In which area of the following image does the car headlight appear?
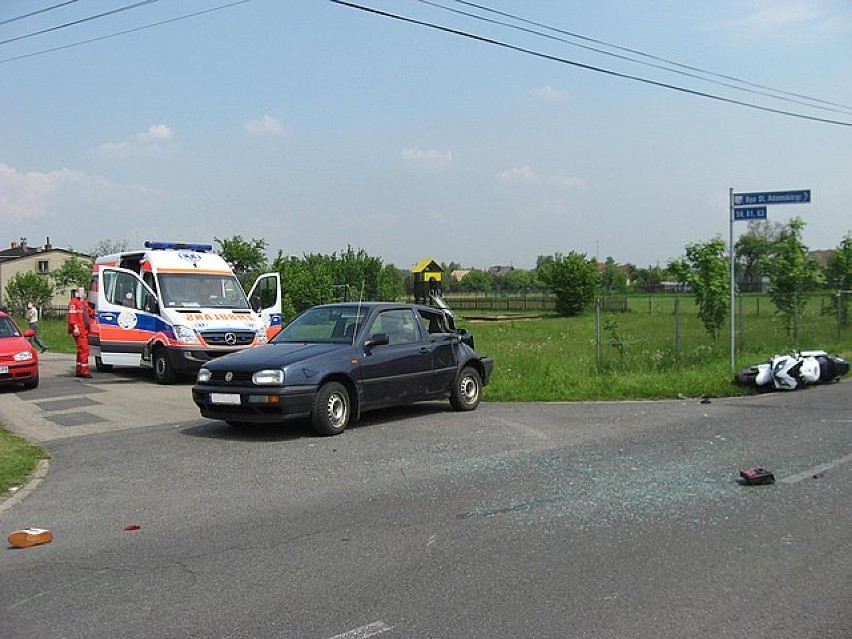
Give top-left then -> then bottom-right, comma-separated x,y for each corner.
252,369 -> 284,385
174,324 -> 200,344
197,368 -> 211,383
14,351 -> 34,361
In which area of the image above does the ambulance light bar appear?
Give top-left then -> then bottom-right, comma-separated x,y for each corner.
144,241 -> 213,252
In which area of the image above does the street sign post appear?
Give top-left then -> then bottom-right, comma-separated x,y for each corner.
728,188 -> 811,371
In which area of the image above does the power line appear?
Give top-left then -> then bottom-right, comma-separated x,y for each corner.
418,0 -> 852,117
330,0 -> 852,127
0,0 -> 160,47
0,0 -> 80,27
450,0 -> 852,113
0,0 -> 250,65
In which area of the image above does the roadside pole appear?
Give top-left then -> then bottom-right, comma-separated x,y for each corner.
728,187 -> 811,372
729,188 -> 735,372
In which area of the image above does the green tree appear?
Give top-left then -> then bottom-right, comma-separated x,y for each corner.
500,268 -> 536,292
670,238 -> 729,341
762,217 -> 822,336
825,233 -> 852,326
215,235 -> 268,280
825,232 -> 852,290
538,251 -> 599,316
600,257 -> 628,294
50,255 -> 93,295
459,269 -> 492,292
631,265 -> 665,293
376,264 -> 405,301
271,253 -> 334,315
4,272 -> 54,313
734,220 -> 782,292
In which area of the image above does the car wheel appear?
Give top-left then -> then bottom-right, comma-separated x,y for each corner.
95,356 -> 113,372
312,381 -> 350,436
450,366 -> 482,411
153,347 -> 177,385
23,374 -> 39,390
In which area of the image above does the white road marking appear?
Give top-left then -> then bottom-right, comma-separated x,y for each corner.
780,452 -> 852,484
327,621 -> 393,639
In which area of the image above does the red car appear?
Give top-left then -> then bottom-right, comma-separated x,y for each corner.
0,311 -> 39,389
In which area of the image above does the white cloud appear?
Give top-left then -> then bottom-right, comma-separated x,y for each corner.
139,123 -> 174,142
496,165 -> 585,189
401,147 -> 453,170
533,85 -> 569,103
94,123 -> 176,159
244,115 -> 286,137
727,0 -> 851,39
0,162 -> 152,221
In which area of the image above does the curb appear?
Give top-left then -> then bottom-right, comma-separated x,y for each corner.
0,458 -> 50,513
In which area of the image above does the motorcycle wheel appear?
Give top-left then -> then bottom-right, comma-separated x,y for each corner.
735,366 -> 759,386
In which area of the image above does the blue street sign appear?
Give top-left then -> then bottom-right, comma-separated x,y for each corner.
733,206 -> 767,221
733,190 -> 811,206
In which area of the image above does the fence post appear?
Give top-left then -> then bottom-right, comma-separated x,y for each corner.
595,298 -> 602,369
674,297 -> 680,362
793,290 -> 798,342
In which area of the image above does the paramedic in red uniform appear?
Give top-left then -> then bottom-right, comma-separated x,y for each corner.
67,288 -> 94,378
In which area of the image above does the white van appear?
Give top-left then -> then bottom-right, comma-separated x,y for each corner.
89,241 -> 281,384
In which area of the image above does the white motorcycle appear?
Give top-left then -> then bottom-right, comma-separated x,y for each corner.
735,350 -> 850,391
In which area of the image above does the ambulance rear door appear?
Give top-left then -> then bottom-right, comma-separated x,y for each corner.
95,266 -> 160,369
247,272 -> 282,339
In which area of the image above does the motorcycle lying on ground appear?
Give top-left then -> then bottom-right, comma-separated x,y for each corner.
735,350 -> 850,391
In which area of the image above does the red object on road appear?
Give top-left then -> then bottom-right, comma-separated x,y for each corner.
123,524 -> 141,531
739,468 -> 775,485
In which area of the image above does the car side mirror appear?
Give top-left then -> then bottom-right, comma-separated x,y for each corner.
144,297 -> 159,314
365,332 -> 389,350
250,295 -> 262,312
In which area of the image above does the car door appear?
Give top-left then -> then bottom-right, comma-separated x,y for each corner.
358,308 -> 432,407
246,272 -> 282,339
95,267 -> 159,367
417,307 -> 461,393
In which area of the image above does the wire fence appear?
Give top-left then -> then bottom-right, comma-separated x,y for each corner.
441,291 -> 850,372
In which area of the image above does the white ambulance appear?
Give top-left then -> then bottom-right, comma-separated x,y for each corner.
89,241 -> 281,384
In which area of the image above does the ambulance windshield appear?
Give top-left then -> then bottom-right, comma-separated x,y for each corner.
158,273 -> 250,309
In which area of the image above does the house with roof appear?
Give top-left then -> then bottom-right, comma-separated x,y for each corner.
0,237 -> 91,309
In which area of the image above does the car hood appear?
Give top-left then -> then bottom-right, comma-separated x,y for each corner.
204,342 -> 347,371
0,336 -> 37,359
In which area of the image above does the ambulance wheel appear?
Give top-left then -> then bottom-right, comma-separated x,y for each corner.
153,347 -> 177,385
95,356 -> 113,372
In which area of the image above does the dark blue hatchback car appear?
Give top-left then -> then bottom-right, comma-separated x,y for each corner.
192,302 -> 494,435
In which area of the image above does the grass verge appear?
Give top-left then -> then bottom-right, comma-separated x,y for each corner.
0,427 -> 49,496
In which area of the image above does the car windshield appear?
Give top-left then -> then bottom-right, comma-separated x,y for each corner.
157,273 -> 250,309
272,306 -> 369,344
0,317 -> 21,338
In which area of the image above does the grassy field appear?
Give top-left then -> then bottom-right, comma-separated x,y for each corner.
456,299 -> 850,401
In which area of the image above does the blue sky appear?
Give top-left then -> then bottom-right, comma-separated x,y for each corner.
2,0 -> 851,270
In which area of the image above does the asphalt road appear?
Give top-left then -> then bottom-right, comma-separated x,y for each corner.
1,353 -> 850,638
